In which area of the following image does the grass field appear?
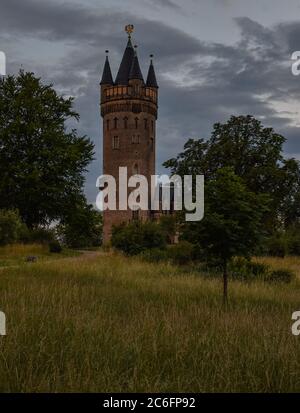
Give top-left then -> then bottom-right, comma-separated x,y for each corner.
0,247 -> 299,392
0,243 -> 80,268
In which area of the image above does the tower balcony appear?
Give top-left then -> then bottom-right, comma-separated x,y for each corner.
102,85 -> 157,104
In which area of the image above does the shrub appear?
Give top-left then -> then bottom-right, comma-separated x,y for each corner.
266,269 -> 295,283
25,228 -> 55,244
111,221 -> 166,256
140,248 -> 169,263
0,209 -> 23,246
266,236 -> 287,258
287,235 -> 300,256
168,241 -> 194,265
59,204 -> 102,249
49,240 -> 62,254
229,257 -> 270,281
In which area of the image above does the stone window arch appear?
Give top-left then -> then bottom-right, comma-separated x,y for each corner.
114,117 -> 118,129
124,117 -> 128,129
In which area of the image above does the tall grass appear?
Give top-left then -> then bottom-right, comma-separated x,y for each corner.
0,243 -> 48,257
0,253 -> 299,392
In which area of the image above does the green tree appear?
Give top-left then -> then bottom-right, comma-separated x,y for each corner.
58,201 -> 102,248
164,115 -> 300,231
0,71 -> 94,228
183,168 -> 270,304
111,221 -> 166,256
0,209 -> 23,246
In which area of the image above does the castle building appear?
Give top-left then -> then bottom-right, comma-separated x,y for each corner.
100,25 -> 158,243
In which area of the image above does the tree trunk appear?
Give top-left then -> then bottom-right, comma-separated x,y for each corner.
223,259 -> 228,306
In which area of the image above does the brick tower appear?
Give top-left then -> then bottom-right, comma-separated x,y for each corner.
100,25 -> 158,243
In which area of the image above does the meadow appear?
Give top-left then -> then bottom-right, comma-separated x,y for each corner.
0,247 -> 299,392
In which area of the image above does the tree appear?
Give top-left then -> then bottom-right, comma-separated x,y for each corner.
0,209 -> 23,246
111,221 -> 166,256
183,168 -> 270,304
58,200 -> 102,248
164,115 -> 300,231
0,71 -> 94,228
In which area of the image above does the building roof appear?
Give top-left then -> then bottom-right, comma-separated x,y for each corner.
115,38 -> 135,85
100,54 -> 114,85
146,58 -> 158,88
128,48 -> 144,82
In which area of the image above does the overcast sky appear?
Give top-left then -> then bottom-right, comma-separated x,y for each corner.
2,0 -> 300,203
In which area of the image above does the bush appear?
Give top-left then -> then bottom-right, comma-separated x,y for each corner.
111,221 -> 166,256
266,236 -> 287,258
265,269 -> 295,283
140,248 -> 169,263
0,209 -> 23,246
49,240 -> 62,254
59,204 -> 102,249
229,257 -> 270,281
287,235 -> 300,256
23,228 -> 55,244
168,241 -> 194,265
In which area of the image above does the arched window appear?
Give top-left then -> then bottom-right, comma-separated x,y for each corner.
151,120 -> 154,132
106,119 -> 110,131
135,117 -> 138,129
144,119 -> 148,129
114,117 -> 118,129
124,117 -> 128,129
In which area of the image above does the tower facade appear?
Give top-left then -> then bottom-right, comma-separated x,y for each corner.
100,26 -> 158,243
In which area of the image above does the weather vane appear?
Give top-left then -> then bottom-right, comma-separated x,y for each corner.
125,24 -> 134,38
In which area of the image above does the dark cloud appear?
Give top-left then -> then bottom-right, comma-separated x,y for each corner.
1,1 -> 300,203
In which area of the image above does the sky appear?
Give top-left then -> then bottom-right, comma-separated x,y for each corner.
1,0 -> 300,203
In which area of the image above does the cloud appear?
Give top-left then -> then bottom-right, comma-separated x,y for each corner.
1,1 -> 300,202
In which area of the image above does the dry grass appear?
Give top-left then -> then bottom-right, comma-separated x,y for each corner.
0,252 -> 299,392
0,244 -> 80,268
255,255 -> 300,280
0,243 -> 48,257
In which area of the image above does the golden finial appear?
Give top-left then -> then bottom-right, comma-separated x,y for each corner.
125,24 -> 134,38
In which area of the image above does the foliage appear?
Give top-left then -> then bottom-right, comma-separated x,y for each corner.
229,257 -> 270,281
158,215 -> 178,243
0,209 -> 23,246
266,269 -> 295,283
266,235 -> 287,258
182,168 -> 270,302
0,71 -> 94,228
140,248 -> 169,263
164,115 -> 300,231
49,240 -> 62,254
19,227 -> 56,245
167,241 -> 194,265
111,221 -> 166,256
58,201 -> 102,249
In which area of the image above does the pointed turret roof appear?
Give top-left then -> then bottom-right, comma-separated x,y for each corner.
146,55 -> 158,88
115,38 -> 134,85
129,46 -> 144,82
100,52 -> 114,85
